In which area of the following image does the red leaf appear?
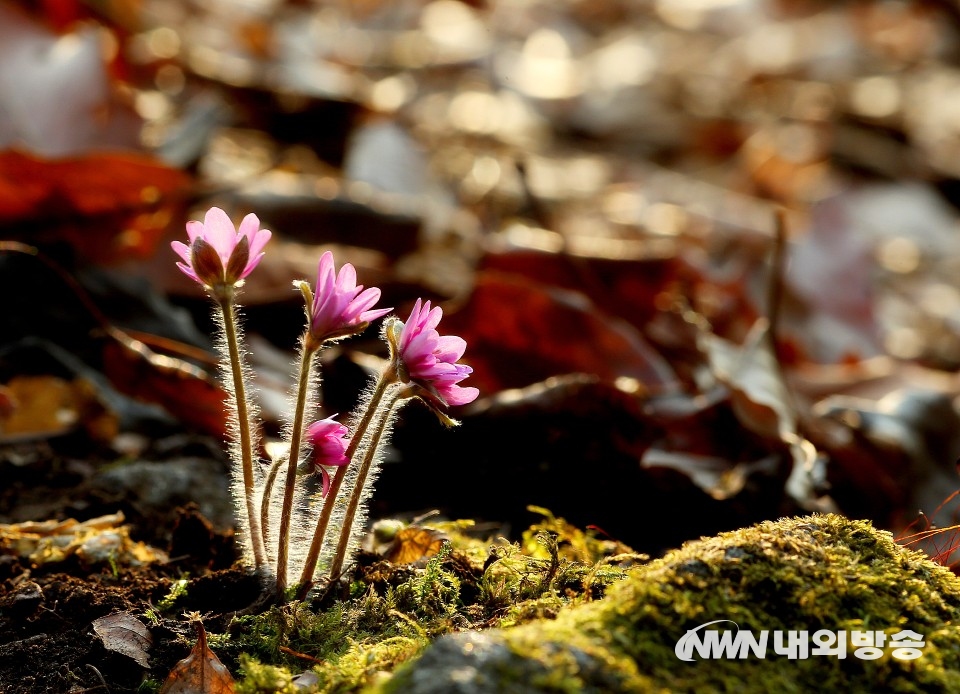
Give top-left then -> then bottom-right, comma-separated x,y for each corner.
442,270 -> 678,395
100,332 -> 227,440
0,149 -> 192,263
480,246 -> 674,333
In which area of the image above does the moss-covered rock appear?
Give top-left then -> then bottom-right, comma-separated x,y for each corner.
375,514 -> 960,693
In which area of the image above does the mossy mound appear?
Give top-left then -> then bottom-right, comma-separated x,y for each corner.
225,508 -> 640,692
376,514 -> 960,693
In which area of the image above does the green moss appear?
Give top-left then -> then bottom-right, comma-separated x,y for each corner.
402,543 -> 461,621
212,592 -> 408,667
377,514 -> 960,693
311,636 -> 427,693
219,513 -> 960,692
214,509 -> 632,691
479,521 -> 640,628
136,678 -> 162,694
594,513 -> 960,691
236,655 -> 300,694
157,577 -> 189,612
215,569 -> 442,692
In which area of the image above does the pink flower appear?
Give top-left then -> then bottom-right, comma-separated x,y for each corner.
306,415 -> 349,497
171,207 -> 272,288
397,299 -> 479,407
309,251 -> 391,342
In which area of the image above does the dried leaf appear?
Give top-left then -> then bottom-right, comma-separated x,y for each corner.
0,375 -> 80,440
0,150 -> 191,263
480,245 -> 675,333
0,512 -> 167,567
699,318 -> 792,440
0,375 -> 118,444
161,621 -> 235,694
641,448 -> 780,501
387,528 -> 445,564
442,271 -> 678,394
699,317 -> 829,510
93,613 -> 152,668
100,334 -> 227,439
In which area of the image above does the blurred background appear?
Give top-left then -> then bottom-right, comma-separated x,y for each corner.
2,0 -> 960,564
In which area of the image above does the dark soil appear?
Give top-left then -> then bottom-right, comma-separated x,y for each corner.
0,565 -> 258,692
0,430 -> 260,693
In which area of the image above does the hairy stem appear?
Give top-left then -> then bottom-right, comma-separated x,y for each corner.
276,338 -> 318,596
326,391 -> 401,583
259,456 -> 284,564
218,296 -> 267,570
296,366 -> 397,599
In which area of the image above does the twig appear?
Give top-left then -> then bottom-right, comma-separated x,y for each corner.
765,209 -> 788,365
79,664 -> 110,693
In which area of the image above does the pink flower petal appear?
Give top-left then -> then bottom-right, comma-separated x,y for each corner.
442,386 -> 479,406
175,262 -> 201,284
238,213 -> 261,244
185,220 -> 204,243
202,207 -> 238,263
171,240 -> 192,265
247,226 -> 271,260
335,263 -> 358,294
307,415 -> 350,480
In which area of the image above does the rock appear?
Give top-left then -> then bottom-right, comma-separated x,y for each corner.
90,457 -> 235,538
376,514 -> 960,693
380,630 -> 630,694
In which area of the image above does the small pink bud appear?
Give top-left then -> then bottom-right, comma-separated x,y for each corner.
306,415 -> 350,497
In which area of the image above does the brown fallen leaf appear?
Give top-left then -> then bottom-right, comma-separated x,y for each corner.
479,244 -> 676,334
698,317 -> 828,511
364,520 -> 448,565
0,511 -> 167,568
699,318 -> 792,441
93,613 -> 152,669
0,374 -> 118,444
0,150 -> 191,264
100,334 -> 228,440
441,270 -> 679,395
160,618 -> 235,694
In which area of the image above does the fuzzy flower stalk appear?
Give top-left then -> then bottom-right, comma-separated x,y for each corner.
171,207 -> 272,571
273,251 -> 391,596
173,216 -> 478,602
296,298 -> 478,599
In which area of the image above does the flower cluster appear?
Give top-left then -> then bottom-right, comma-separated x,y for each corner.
173,206 -> 478,600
